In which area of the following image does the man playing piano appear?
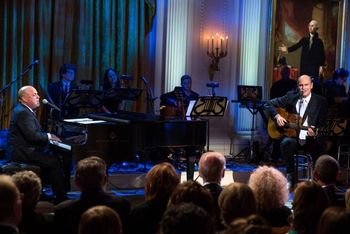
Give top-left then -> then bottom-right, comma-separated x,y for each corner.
264,75 -> 328,188
8,85 -> 67,203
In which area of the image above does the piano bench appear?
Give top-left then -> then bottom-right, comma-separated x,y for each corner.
0,162 -> 41,176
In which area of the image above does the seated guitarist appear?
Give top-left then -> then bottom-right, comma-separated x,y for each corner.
264,75 -> 328,188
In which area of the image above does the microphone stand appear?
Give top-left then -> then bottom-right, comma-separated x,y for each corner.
0,63 -> 36,129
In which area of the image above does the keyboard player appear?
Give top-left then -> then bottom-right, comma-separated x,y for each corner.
8,85 -> 68,203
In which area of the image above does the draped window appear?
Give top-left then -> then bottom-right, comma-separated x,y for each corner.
0,0 -> 155,127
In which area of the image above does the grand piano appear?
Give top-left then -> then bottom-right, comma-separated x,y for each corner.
51,111 -> 208,167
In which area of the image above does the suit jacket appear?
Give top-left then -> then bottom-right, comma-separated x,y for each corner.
322,184 -> 345,207
288,33 -> 325,78
265,90 -> 328,129
54,188 -> 130,234
129,199 -> 168,234
0,224 -> 19,234
204,183 -> 224,231
8,103 -> 49,162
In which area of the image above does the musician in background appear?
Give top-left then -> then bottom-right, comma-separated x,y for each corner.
101,68 -> 124,114
160,74 -> 199,118
8,85 -> 67,203
323,68 -> 349,115
47,63 -> 79,117
265,75 -> 328,188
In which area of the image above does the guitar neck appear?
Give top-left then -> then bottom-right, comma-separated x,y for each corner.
287,123 -> 314,131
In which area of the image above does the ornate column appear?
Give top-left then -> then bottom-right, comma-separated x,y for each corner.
234,0 -> 265,134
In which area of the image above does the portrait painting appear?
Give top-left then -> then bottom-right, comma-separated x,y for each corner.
272,0 -> 342,82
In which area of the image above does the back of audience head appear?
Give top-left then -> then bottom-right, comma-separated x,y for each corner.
75,156 -> 107,191
78,205 -> 122,234
224,214 -> 272,234
313,154 -> 339,185
199,151 -> 226,183
145,162 -> 180,201
0,175 -> 22,225
168,180 -> 215,217
248,165 -> 289,211
317,206 -> 350,234
159,202 -> 214,234
12,170 -> 42,210
218,182 -> 256,227
292,181 -> 329,233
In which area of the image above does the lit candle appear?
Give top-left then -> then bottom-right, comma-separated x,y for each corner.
211,36 -> 214,53
207,37 -> 209,53
220,36 -> 223,53
216,33 -> 219,49
225,36 -> 228,53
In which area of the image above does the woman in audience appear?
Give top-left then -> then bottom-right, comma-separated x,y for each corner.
101,68 -> 124,113
12,170 -> 51,234
290,181 -> 329,234
129,162 -> 180,234
223,214 -> 272,234
78,205 -> 122,234
317,206 -> 350,234
248,166 -> 291,227
218,182 -> 257,228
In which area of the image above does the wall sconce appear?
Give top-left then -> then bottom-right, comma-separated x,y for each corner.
207,33 -> 228,81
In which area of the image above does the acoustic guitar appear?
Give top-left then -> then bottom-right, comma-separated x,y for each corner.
267,108 -> 316,139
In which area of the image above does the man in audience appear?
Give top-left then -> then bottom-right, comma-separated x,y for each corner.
199,151 -> 226,201
54,156 -> 130,234
0,175 -> 22,234
313,154 -> 345,207
12,170 -> 50,234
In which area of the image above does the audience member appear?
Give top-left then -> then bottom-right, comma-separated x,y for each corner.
346,189 -> 350,212
168,180 -> 215,219
159,202 -> 214,234
78,205 -> 122,234
248,166 -> 291,227
313,154 -> 345,207
290,181 -> 329,234
223,214 -> 272,234
323,68 -> 349,105
198,151 -> 226,230
8,85 -> 67,203
54,156 -> 130,234
47,63 -> 79,117
218,182 -> 256,228
317,206 -> 350,234
12,171 -> 50,234
101,68 -> 124,114
0,175 -> 22,234
129,162 -> 180,234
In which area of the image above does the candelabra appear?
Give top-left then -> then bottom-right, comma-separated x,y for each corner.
206,34 -> 228,81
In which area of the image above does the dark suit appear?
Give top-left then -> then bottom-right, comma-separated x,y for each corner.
47,80 -> 79,118
204,183 -> 224,231
54,188 -> 130,234
322,184 -> 346,207
129,199 -> 168,234
265,90 -> 328,174
0,225 -> 19,234
288,33 -> 325,79
8,103 -> 66,201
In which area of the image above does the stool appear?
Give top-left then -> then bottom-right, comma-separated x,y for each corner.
337,144 -> 350,186
294,153 -> 313,182
0,161 -> 41,176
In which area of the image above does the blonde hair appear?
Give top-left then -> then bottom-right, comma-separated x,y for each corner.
248,166 -> 289,211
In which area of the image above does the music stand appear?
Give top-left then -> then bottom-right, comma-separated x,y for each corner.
63,90 -> 103,117
233,85 -> 264,162
104,88 -> 142,101
183,96 -> 228,181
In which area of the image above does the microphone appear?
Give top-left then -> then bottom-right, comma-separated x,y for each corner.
140,76 -> 148,85
24,59 -> 39,70
42,99 -> 61,112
